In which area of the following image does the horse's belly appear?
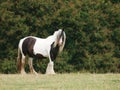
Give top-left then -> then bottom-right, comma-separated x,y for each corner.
33,45 -> 49,58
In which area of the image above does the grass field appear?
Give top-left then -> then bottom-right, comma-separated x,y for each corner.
0,73 -> 120,90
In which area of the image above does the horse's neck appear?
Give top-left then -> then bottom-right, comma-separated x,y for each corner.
46,35 -> 58,46
46,35 -> 55,41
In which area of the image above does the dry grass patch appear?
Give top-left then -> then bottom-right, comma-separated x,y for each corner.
0,73 -> 120,90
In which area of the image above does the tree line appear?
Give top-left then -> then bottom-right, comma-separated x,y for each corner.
0,0 -> 120,73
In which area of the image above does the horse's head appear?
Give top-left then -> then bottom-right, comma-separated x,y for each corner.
53,29 -> 66,52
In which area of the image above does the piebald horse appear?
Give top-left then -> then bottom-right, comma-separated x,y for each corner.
17,29 -> 66,74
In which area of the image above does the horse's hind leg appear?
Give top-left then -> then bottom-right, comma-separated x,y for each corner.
20,55 -> 26,74
28,58 -> 38,75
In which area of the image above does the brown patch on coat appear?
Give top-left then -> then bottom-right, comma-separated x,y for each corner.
22,37 -> 36,57
22,37 -> 46,59
50,42 -> 59,61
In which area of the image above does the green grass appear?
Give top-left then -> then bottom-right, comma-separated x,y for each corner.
0,73 -> 120,90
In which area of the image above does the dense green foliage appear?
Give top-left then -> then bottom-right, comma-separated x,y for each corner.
0,0 -> 120,73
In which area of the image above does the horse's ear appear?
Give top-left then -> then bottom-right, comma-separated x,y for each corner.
54,27 -> 59,31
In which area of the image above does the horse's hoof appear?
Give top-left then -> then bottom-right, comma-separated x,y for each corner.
20,72 -> 27,75
33,72 -> 38,75
46,72 -> 56,75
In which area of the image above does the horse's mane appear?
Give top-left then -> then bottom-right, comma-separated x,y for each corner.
53,29 -> 66,53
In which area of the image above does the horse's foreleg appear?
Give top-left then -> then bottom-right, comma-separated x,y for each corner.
20,55 -> 26,74
28,58 -> 38,75
46,61 -> 55,74
46,56 -> 55,74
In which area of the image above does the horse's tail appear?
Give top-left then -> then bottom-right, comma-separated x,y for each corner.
17,46 -> 22,73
